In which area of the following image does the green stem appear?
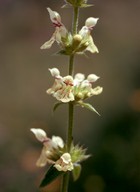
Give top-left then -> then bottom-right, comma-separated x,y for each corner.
69,55 -> 74,76
61,6 -> 79,192
67,102 -> 74,151
61,173 -> 70,192
72,7 -> 79,35
69,7 -> 79,76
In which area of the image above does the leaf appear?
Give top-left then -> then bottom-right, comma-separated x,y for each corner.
53,102 -> 65,112
40,165 -> 64,188
72,164 -> 82,181
55,50 -> 68,55
78,101 -> 100,116
81,4 -> 93,8
61,4 -> 71,8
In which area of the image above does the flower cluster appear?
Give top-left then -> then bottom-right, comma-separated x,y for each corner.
31,128 -> 89,172
47,68 -> 103,103
41,8 -> 98,54
31,128 -> 64,167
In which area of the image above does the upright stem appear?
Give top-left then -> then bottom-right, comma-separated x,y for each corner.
61,6 -> 79,192
69,55 -> 74,76
67,102 -> 74,151
72,7 -> 79,35
69,7 -> 79,77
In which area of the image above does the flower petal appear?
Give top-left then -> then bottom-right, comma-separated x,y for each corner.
40,34 -> 55,49
54,153 -> 74,172
52,136 -> 64,148
85,17 -> 99,28
49,68 -> 61,78
36,147 -> 48,167
79,26 -> 89,37
91,86 -> 103,95
61,153 -> 71,164
87,74 -> 100,82
47,7 -> 61,24
74,73 -> 85,85
86,35 -> 99,53
30,128 -> 47,142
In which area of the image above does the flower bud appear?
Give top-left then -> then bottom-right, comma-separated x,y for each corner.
73,34 -> 82,43
77,92 -> 84,100
72,34 -> 82,51
85,17 -> 99,28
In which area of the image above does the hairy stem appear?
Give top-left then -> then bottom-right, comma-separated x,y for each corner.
61,6 -> 79,192
72,7 -> 79,35
67,102 -> 74,151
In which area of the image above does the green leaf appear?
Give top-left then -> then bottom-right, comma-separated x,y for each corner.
53,102 -> 65,112
61,4 -> 71,8
77,101 -> 100,116
55,50 -> 68,55
40,165 -> 64,188
72,164 -> 82,181
80,4 -> 93,8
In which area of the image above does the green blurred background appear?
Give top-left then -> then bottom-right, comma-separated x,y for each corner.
0,0 -> 140,191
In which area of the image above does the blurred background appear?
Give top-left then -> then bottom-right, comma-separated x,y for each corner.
0,0 -> 140,191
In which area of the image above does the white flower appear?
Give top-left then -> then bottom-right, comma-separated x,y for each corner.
54,153 -> 74,172
74,72 -> 103,100
47,68 -> 103,102
47,68 -> 74,103
79,17 -> 99,53
30,128 -> 64,167
40,8 -> 67,49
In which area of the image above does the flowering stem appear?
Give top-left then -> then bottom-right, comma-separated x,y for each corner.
67,102 -> 74,151
61,6 -> 79,192
72,7 -> 79,35
69,6 -> 79,76
68,6 -> 79,151
61,173 -> 70,192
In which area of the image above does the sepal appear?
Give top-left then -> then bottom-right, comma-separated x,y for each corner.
70,144 -> 91,163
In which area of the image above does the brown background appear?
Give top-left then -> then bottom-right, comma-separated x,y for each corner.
0,0 -> 140,191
